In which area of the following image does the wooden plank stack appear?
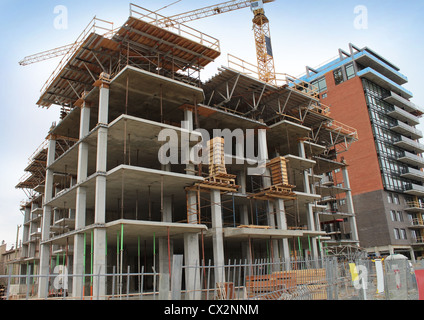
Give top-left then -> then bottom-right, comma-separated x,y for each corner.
250,156 -> 296,200
245,268 -> 327,300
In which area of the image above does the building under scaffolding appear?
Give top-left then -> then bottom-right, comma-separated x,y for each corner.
13,4 -> 363,299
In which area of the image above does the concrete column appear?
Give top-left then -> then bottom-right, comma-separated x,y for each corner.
275,199 -> 290,264
238,167 -> 251,263
73,103 -> 91,297
187,191 -> 198,224
410,247 -> 416,264
183,233 -> 200,300
92,80 -> 109,299
183,108 -> 194,132
299,140 -> 319,260
211,189 -> 225,284
159,196 -> 173,299
38,137 -> 56,298
342,166 -> 359,243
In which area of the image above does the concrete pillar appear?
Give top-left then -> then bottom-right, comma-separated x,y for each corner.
410,247 -> 416,264
275,199 -> 290,267
183,108 -> 194,132
238,167 -> 251,263
73,102 -> 91,298
211,189 -> 225,284
92,80 -> 109,299
299,140 -> 319,260
38,137 -> 56,298
183,233 -> 201,300
342,166 -> 359,243
159,196 -> 173,299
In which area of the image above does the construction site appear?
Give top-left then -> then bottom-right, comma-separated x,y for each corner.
2,1 -> 421,301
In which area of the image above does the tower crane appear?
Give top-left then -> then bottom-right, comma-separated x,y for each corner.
19,0 -> 276,84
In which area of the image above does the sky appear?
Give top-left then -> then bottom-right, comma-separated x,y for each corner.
0,0 -> 423,249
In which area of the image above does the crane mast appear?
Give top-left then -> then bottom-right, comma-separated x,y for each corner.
251,1 -> 276,84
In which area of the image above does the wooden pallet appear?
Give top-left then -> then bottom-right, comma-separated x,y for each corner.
250,184 -> 296,200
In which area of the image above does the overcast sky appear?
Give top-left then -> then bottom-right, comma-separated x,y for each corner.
0,0 -> 423,249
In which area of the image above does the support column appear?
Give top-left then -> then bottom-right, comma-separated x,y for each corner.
184,233 -> 200,300
38,136 -> 56,298
341,165 -> 359,243
92,76 -> 110,299
73,101 -> 91,298
410,247 -> 416,264
159,196 -> 173,299
211,189 -> 225,284
184,192 -> 200,299
275,199 -> 290,264
298,140 -> 319,260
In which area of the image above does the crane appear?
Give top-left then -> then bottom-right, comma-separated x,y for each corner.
19,0 -> 276,84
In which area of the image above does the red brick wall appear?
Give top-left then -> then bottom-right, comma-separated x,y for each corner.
321,73 -> 384,195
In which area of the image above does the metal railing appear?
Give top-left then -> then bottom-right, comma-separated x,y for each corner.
40,17 -> 115,95
0,257 -> 419,301
129,3 -> 220,52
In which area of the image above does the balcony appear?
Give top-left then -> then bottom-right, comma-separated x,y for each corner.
387,105 -> 420,126
394,135 -> 424,153
401,167 -> 424,182
408,218 -> 424,229
405,201 -> 424,212
398,151 -> 424,168
354,50 -> 408,85
384,91 -> 424,116
411,236 -> 424,245
357,68 -> 413,99
404,183 -> 424,196
390,121 -> 423,140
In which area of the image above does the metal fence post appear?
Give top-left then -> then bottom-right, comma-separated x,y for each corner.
6,267 -> 12,300
112,266 -> 115,299
26,265 -> 31,300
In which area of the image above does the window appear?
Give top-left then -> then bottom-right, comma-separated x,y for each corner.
333,68 -> 344,85
393,194 -> 400,205
396,211 -> 404,222
394,228 -> 400,240
390,210 -> 396,221
321,93 -> 328,99
400,229 -> 407,240
312,77 -> 327,93
387,193 -> 393,203
339,199 -> 346,206
345,63 -> 356,80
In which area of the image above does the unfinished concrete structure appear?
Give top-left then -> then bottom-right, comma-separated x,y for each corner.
14,5 -> 360,299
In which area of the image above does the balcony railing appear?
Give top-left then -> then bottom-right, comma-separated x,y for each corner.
404,183 -> 424,196
387,105 -> 420,125
398,151 -> 424,168
401,167 -> 424,182
394,135 -> 424,153
390,120 -> 423,140
412,236 -> 424,244
384,91 -> 424,116
410,218 -> 424,227
405,201 -> 424,212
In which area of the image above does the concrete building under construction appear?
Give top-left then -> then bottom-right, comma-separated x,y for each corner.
12,4 -> 361,299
